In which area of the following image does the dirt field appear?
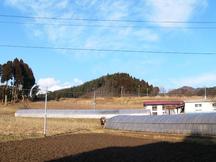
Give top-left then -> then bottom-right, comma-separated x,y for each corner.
1,96 -> 216,161
0,133 -> 216,162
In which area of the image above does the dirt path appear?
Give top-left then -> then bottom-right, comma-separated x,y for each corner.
1,133 -> 216,162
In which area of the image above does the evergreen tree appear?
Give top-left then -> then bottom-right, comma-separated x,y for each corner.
0,64 -> 2,77
20,59 -> 35,91
1,61 -> 13,105
1,61 -> 13,84
0,58 -> 36,103
13,58 -> 23,86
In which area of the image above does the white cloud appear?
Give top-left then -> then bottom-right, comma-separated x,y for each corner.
72,78 -> 83,86
133,29 -> 159,42
170,73 -> 216,88
3,0 -> 207,59
37,77 -> 83,92
4,0 -> 160,53
145,0 -> 208,27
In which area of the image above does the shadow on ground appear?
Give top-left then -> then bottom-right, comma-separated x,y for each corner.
49,134 -> 216,162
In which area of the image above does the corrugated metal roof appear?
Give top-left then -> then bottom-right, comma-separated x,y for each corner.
184,100 -> 215,103
143,101 -> 184,106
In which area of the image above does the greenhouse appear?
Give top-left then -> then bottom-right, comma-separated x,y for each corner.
105,113 -> 216,136
15,109 -> 150,119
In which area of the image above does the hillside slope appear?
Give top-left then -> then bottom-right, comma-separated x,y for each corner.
168,86 -> 216,96
51,73 -> 159,98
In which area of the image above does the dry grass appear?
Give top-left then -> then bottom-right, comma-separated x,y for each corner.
0,116 -> 102,142
20,96 -> 205,109
0,103 -> 102,142
0,96 -> 206,142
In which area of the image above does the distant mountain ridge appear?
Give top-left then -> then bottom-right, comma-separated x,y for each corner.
168,86 -> 216,96
50,73 -> 160,99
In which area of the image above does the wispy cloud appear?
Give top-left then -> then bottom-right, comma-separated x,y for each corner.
38,77 -> 83,92
4,0 -> 160,53
4,0 -> 208,52
145,0 -> 208,27
170,73 -> 216,88
4,0 -> 208,68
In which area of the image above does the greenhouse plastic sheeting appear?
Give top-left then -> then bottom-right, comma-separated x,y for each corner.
15,109 -> 150,119
105,113 -> 216,136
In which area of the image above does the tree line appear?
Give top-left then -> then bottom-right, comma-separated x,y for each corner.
0,58 -> 36,105
168,86 -> 216,97
50,73 -> 160,100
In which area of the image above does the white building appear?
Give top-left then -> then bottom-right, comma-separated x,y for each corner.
184,100 -> 216,113
143,101 -> 184,115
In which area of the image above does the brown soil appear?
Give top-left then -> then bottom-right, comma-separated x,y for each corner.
1,133 -> 216,162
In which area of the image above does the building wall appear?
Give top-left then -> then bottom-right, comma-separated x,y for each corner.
185,101 -> 216,113
144,105 -> 164,115
144,105 -> 180,115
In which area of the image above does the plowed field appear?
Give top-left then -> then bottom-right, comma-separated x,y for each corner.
1,133 -> 216,162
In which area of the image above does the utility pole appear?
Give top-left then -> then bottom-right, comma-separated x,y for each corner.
204,87 -> 207,100
121,86 -> 124,97
4,94 -> 7,106
147,88 -> 148,97
44,88 -> 48,137
93,90 -> 96,110
138,85 -> 140,97
4,84 -> 7,106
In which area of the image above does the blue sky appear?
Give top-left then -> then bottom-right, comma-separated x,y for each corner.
0,0 -> 216,91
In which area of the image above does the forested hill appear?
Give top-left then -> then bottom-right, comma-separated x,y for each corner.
52,73 -> 159,98
168,86 -> 216,96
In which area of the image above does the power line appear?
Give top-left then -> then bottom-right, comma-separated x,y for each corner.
0,21 -> 216,29
0,14 -> 216,24
0,44 -> 216,55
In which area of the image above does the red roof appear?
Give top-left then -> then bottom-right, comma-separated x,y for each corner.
143,101 -> 184,106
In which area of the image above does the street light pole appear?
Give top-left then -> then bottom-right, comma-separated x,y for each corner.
29,84 -> 48,137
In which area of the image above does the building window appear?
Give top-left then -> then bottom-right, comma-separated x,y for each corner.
213,103 -> 216,107
195,104 -> 202,107
195,109 -> 202,111
162,105 -> 165,110
152,112 -> 157,115
152,106 -> 157,111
